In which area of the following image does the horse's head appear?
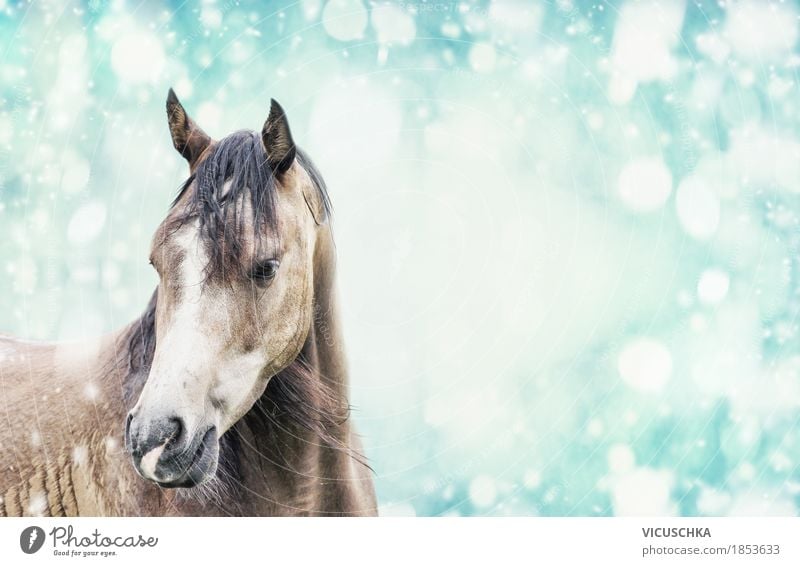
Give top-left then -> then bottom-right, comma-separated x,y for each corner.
125,90 -> 329,487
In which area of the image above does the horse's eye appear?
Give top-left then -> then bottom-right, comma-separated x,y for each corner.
252,259 -> 280,284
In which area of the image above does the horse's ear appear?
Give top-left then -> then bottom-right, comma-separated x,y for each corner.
166,88 -> 211,167
262,99 -> 296,175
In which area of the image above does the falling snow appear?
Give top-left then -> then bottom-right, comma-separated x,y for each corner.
0,0 -> 798,517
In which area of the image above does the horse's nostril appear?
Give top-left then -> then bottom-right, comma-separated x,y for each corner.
165,416 -> 184,447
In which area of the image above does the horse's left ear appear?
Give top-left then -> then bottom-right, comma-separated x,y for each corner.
262,99 -> 296,175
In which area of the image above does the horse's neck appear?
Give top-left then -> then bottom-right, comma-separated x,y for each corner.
309,227 -> 349,401
227,227 -> 359,514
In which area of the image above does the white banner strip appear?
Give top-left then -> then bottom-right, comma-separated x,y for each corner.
1,518 -> 798,565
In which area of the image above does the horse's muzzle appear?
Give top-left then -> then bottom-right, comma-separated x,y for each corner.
125,412 -> 219,488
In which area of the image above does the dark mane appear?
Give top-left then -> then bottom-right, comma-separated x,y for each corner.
170,131 -> 330,277
119,139 -> 351,497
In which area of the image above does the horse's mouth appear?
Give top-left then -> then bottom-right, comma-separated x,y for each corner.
155,427 -> 219,489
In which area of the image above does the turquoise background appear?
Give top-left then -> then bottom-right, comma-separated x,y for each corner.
1,0 -> 799,516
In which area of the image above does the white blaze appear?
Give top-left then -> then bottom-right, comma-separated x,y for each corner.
152,224 -> 210,390
135,223 -> 212,462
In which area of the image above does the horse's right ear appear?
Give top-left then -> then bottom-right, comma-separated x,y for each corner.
166,88 -> 211,167
262,99 -> 296,175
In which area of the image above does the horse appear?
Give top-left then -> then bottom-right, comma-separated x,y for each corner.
0,89 -> 377,516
